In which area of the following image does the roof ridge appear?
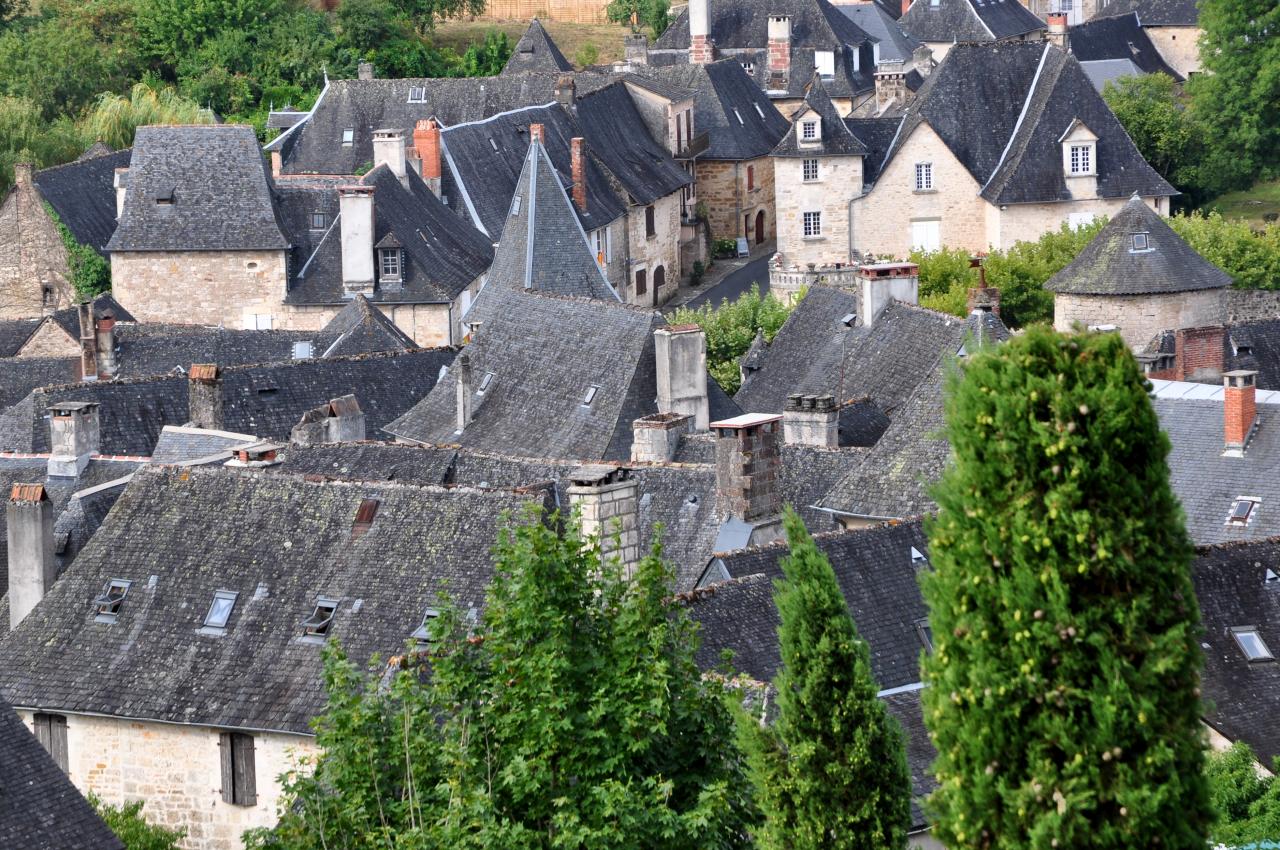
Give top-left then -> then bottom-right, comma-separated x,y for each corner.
143,462 -> 540,499
979,41 -> 1052,196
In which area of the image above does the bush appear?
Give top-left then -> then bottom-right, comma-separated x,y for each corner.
574,42 -> 599,68
46,203 -> 110,299
1206,741 -> 1280,846
669,283 -> 790,394
89,794 -> 185,850
1168,211 -> 1280,290
713,237 -> 738,258
690,259 -> 705,286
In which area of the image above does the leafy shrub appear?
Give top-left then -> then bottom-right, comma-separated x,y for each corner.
46,203 -> 110,299
669,283 -> 791,394
89,794 -> 185,850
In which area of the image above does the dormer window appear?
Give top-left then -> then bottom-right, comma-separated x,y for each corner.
800,120 -> 819,142
1068,143 -> 1093,175
1058,120 -> 1098,178
408,86 -> 427,103
302,598 -> 339,638
379,248 -> 402,282
815,50 -> 835,78
915,618 -> 934,652
342,129 -> 354,146
411,607 -> 441,644
1231,627 -> 1274,662
155,188 -> 175,206
94,579 -> 131,623
915,162 -> 934,191
1131,232 -> 1151,252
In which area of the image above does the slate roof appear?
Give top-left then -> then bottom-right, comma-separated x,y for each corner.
1192,538 -> 1280,765
0,466 -> 541,733
0,358 -> 78,412
0,692 -> 124,849
1089,0 -> 1199,26
503,18 -> 574,74
1046,196 -> 1231,295
466,137 -> 619,320
881,42 -> 1175,204
280,165 -> 494,306
150,425 -> 258,464
110,324 -> 314,376
772,75 -> 869,157
1079,58 -> 1145,92
106,125 -> 288,253
1226,321 -> 1280,392
310,294 -> 419,356
33,148 -> 131,256
900,0 -> 1045,41
45,294 -> 134,341
0,349 -> 456,457
1067,12 -> 1183,79
845,116 -> 905,183
274,72 -> 617,176
628,60 -> 790,160
575,81 -> 693,204
837,3 -> 923,62
0,319 -> 39,357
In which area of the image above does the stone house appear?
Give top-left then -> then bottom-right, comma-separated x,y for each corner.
0,148 -> 129,319
648,0 -> 878,117
1088,0 -> 1202,76
899,0 -> 1045,58
771,41 -> 1175,280
0,464 -> 542,850
1045,194 -> 1231,349
1063,11 -> 1183,90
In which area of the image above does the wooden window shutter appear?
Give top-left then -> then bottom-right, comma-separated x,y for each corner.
232,733 -> 257,806
32,714 -> 68,773
219,733 -> 235,804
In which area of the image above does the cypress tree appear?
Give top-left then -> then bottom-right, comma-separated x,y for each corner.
921,327 -> 1211,850
742,508 -> 912,850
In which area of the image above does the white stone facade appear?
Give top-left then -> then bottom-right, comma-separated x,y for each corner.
774,154 -> 864,269
1147,26 -> 1202,76
1052,287 -> 1225,349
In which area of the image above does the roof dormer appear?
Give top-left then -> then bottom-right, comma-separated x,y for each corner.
798,110 -> 823,149
1058,118 -> 1098,179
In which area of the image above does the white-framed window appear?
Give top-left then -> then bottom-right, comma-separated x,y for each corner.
800,120 -> 819,141
803,159 -> 820,181
408,86 -> 427,103
914,162 -> 934,191
1131,232 -> 1151,252
910,219 -> 941,252
1068,143 -> 1093,175
803,211 -> 822,238
815,50 -> 835,78
592,227 -> 611,264
244,312 -> 273,330
380,248 -> 401,281
342,129 -> 354,146
310,212 -> 328,230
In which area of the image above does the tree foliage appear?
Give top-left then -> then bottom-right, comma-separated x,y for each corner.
1103,74 -> 1207,208
740,509 -> 911,850
89,794 -> 186,850
922,326 -> 1212,850
1206,742 -> 1280,846
82,83 -> 214,152
250,508 -> 753,849
45,203 -> 111,300
605,0 -> 670,39
669,284 -> 792,394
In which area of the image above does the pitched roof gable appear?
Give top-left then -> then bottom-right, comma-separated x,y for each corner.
574,82 -> 693,204
1067,12 -> 1183,79
1045,196 -> 1231,294
772,74 -> 869,156
1088,0 -> 1199,26
503,18 -> 575,74
900,0 -> 1044,41
34,148 -> 131,256
312,294 -> 419,357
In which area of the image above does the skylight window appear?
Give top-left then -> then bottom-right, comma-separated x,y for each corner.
408,86 -> 427,103
1265,567 -> 1279,585
302,598 -> 339,638
489,138 -> 499,151
754,103 -> 765,119
582,385 -> 599,406
342,129 -> 354,146
511,195 -> 522,217
352,499 -> 379,538
733,108 -> 744,125
1227,497 -> 1259,526
293,341 -> 313,360
204,590 -> 238,630
1131,232 -> 1150,252
411,607 -> 441,644
915,618 -> 934,652
94,579 -> 131,623
911,546 -> 928,567
478,372 -> 494,393
1231,627 -> 1274,662
310,212 -> 328,230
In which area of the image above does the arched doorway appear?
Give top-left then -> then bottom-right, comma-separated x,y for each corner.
634,268 -> 647,304
755,210 -> 766,244
652,265 -> 665,306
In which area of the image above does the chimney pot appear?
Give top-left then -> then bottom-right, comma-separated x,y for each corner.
556,75 -> 576,111
901,0 -> 911,15
7,483 -> 55,630
290,394 -> 366,445
529,123 -> 545,144
711,413 -> 784,531
856,262 -> 919,326
412,119 -> 442,193
571,137 -> 587,214
1223,370 -> 1258,456
624,33 -> 649,65
188,364 -> 225,431
78,302 -> 98,381
455,354 -> 474,433
767,15 -> 791,77
784,394 -> 839,447
566,464 -> 641,577
13,162 -> 33,187
655,326 -> 710,430
631,412 -> 693,462
96,315 -> 117,379
47,401 -> 100,478
357,61 -> 374,80
372,128 -> 407,184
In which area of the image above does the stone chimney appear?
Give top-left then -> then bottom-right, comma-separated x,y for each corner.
571,137 -> 587,214
1223,370 -> 1258,457
556,74 -> 576,112
339,184 -> 376,296
712,413 -> 784,542
631,412 -> 692,463
624,33 -> 649,65
372,128 -> 407,185
113,167 -> 129,218
47,401 -> 100,478
78,302 -> 98,381
455,353 -> 474,433
291,395 -> 366,445
966,286 -> 1001,316
95,314 -> 117,379
1047,13 -> 1068,49
783,394 -> 839,448
874,61 -> 908,113
768,15 -> 792,78
412,119 -> 442,193
14,161 -> 33,187
7,484 -> 55,630
655,325 -> 710,430
188,364 -> 224,431
357,61 -> 374,80
566,464 -> 640,576
530,122 -> 545,144
689,0 -> 714,64
901,0 -> 911,16
857,262 -> 919,326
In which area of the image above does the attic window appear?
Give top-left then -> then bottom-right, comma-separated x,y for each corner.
511,195 -> 522,217
379,248 -> 402,282
411,607 -> 441,644
155,189 -> 175,206
342,129 -> 354,146
915,618 -> 934,652
910,546 -> 928,567
310,212 -> 328,230
1131,232 -> 1151,252
1227,497 -> 1259,526
352,498 -> 380,538
93,579 -> 131,623
1231,627 -> 1274,662
478,371 -> 494,393
1068,143 -> 1093,175
731,108 -> 744,126
302,597 -> 339,637
1265,567 -> 1279,585
582,385 -> 599,406
203,590 -> 239,631
408,86 -> 427,102
801,120 -> 818,141
293,341 -> 313,360
754,102 -> 765,119
489,138 -> 499,151
815,50 -> 835,78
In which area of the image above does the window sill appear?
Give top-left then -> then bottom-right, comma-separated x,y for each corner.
913,188 -> 938,195
1066,173 -> 1097,178
802,235 -> 826,241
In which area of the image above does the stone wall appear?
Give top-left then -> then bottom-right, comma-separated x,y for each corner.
1052,287 -> 1225,349
1226,289 -> 1280,323
19,710 -> 316,850
991,195 -> 1162,251
695,156 -> 774,245
0,166 -> 76,319
624,192 -> 683,306
112,250 -> 288,328
1147,26 -> 1202,76
774,154 -> 863,267
17,319 -> 79,358
283,301 -> 453,348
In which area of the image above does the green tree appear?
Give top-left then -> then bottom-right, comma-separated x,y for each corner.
136,0 -> 283,65
1189,0 -> 1280,197
0,97 -> 82,194
89,794 -> 186,850
1168,211 -> 1280,291
1103,74 -> 1206,207
921,326 -> 1212,850
459,29 -> 512,77
46,203 -> 111,299
606,0 -> 671,39
0,14 -> 139,120
575,42 -> 600,68
741,509 -> 911,850
669,283 -> 792,394
81,83 -> 214,152
1206,742 -> 1280,846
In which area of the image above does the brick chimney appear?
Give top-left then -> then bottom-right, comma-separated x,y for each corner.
901,0 -> 911,15
530,122 -> 545,144
571,137 -> 587,214
47,401 -> 100,478
338,184 -> 376,296
567,464 -> 640,576
1047,13 -> 1068,49
556,74 -> 576,112
412,119 -> 442,193
291,395 -> 366,445
689,0 -> 714,64
455,353 -> 474,434
631,412 -> 692,462
857,262 -> 919,326
1173,325 -> 1225,382
655,325 -> 709,430
113,167 -> 129,218
96,314 -> 117,379
358,61 -> 374,80
1223,370 -> 1258,457
783,394 -> 839,448
78,302 -> 98,381
768,15 -> 792,78
188,363 -> 225,431
7,483 -> 55,630
712,413 -> 784,542
372,128 -> 407,185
